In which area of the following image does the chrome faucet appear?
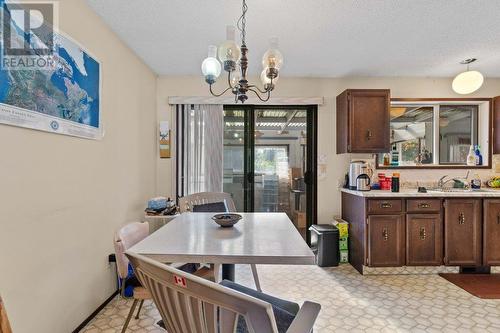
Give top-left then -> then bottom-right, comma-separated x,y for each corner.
437,171 -> 470,190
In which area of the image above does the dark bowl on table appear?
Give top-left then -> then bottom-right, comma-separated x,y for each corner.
211,213 -> 242,227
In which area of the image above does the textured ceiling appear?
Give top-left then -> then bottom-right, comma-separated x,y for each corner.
86,0 -> 500,78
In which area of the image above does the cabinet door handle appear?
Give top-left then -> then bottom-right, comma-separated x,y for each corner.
458,212 -> 465,224
366,130 -> 373,140
380,202 -> 392,208
418,203 -> 430,209
419,227 -> 426,240
382,228 -> 389,241
497,214 -> 500,225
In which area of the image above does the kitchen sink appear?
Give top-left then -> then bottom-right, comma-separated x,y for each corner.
426,188 -> 491,193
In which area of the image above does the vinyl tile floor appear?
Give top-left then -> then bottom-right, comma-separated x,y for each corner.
81,264 -> 500,332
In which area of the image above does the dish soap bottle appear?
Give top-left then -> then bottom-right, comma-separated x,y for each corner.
471,173 -> 481,189
467,145 -> 476,166
475,145 -> 483,166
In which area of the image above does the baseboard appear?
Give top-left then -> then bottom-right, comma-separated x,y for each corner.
72,289 -> 119,333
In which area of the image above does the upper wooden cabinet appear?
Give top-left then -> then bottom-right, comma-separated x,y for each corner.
336,89 -> 390,154
493,96 -> 500,154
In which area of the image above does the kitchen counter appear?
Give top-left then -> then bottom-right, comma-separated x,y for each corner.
340,188 -> 500,197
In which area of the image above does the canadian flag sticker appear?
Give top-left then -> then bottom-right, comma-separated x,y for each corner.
173,275 -> 187,288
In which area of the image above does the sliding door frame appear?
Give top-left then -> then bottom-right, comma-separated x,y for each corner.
223,104 -> 318,245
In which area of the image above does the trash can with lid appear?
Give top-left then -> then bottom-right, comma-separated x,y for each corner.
309,224 -> 340,267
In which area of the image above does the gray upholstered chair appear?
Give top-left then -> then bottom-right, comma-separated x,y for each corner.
126,251 -> 321,333
178,192 -> 262,291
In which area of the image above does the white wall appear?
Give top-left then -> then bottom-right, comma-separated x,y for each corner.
0,1 -> 157,332
157,76 -> 500,223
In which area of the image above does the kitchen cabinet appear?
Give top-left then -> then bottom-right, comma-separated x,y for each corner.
483,199 -> 500,265
341,191 -> 496,274
367,215 -> 405,267
336,89 -> 390,154
406,214 -> 442,266
443,199 -> 481,266
493,96 -> 500,154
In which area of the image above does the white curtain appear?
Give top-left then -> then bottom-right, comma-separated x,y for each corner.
176,104 -> 224,197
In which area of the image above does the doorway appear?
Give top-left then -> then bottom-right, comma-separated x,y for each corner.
222,105 -> 318,242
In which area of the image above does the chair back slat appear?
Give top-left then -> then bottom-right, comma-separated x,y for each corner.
220,308 -> 238,333
172,290 -> 192,332
179,192 -> 236,213
126,251 -> 278,333
203,302 -> 218,333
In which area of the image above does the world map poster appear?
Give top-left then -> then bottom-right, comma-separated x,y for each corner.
0,2 -> 101,139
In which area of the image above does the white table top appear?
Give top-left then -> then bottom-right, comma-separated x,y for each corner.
129,212 -> 315,265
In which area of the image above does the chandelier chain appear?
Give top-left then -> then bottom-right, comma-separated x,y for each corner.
237,0 -> 248,45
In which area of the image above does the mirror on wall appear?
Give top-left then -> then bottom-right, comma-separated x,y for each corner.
377,99 -> 490,169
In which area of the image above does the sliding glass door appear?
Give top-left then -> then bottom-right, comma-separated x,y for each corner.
223,105 -> 317,242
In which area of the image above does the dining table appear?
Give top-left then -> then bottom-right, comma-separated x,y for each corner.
129,212 -> 315,283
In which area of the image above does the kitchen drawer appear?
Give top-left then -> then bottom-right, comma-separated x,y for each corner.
368,199 -> 403,214
407,199 -> 442,213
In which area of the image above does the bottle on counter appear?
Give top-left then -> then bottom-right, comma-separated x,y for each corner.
391,145 -> 399,166
383,153 -> 391,166
475,145 -> 483,166
391,172 -> 400,192
467,145 -> 476,166
471,174 -> 482,189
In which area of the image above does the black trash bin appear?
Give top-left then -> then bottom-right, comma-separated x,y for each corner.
309,224 -> 340,267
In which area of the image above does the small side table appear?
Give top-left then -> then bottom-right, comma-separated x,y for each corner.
143,214 -> 180,233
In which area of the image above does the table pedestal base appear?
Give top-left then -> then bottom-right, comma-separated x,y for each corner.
221,264 -> 235,281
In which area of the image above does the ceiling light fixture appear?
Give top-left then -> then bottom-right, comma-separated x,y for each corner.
201,0 -> 282,103
452,58 -> 484,95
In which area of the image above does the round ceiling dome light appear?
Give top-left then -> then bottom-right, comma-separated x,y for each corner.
452,58 -> 484,95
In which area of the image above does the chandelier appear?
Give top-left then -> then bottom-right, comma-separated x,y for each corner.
201,0 -> 283,103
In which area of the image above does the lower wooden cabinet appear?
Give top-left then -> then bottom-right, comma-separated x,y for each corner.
342,193 -> 500,274
483,199 -> 500,265
444,199 -> 482,266
367,215 -> 405,267
406,214 -> 442,266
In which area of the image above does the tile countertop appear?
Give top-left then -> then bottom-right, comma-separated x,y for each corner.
340,188 -> 500,197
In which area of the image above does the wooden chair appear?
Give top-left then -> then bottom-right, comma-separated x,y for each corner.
179,191 -> 236,213
114,221 -> 213,332
178,192 -> 262,291
126,251 -> 321,333
0,296 -> 12,333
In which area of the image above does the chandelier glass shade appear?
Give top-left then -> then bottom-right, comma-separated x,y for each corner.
201,0 -> 282,103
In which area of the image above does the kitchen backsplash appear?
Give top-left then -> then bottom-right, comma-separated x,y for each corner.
348,154 -> 500,189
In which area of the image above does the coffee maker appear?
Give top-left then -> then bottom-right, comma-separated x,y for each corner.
349,161 -> 366,189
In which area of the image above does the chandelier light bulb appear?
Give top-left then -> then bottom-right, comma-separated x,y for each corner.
452,70 -> 484,95
201,45 -> 222,84
231,63 -> 242,86
218,26 -> 241,72
261,68 -> 279,87
262,37 -> 283,70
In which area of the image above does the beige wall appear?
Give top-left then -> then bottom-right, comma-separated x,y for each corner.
157,76 -> 500,223
0,1 -> 157,332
